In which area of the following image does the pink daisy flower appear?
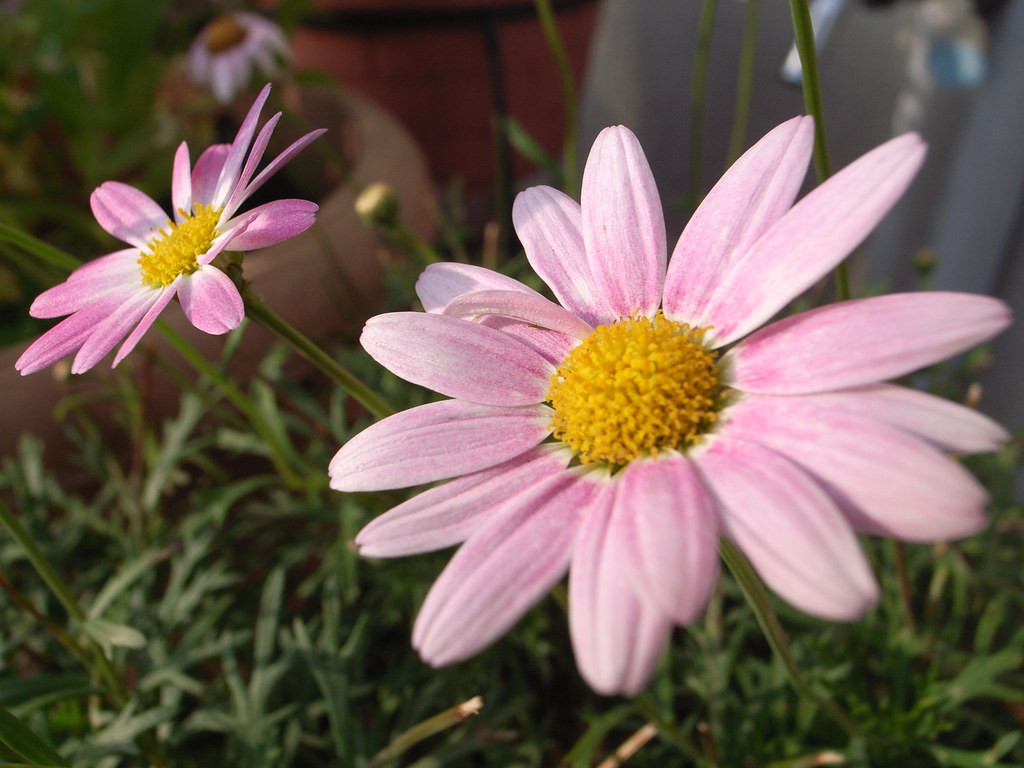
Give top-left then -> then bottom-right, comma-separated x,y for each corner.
16,84 -> 325,376
187,12 -> 289,104
329,117 -> 1011,695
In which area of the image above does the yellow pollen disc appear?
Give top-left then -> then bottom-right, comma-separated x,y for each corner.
138,204 -> 222,288
547,310 -> 720,467
204,15 -> 248,54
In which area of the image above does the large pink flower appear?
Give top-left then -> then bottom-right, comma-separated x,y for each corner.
16,84 -> 324,376
329,117 -> 1011,695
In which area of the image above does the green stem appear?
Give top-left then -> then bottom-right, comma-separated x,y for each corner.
719,538 -> 863,739
726,0 -> 760,165
788,0 -> 848,301
241,289 -> 394,420
635,693 -> 702,761
689,0 -> 717,209
0,501 -> 128,708
533,0 -> 579,197
0,221 -> 81,272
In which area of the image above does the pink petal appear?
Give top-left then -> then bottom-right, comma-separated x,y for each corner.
356,447 -> 569,557
570,486 -> 673,695
71,288 -> 159,374
29,249 -> 141,318
15,293 -> 127,375
513,185 -> 609,326
614,455 -> 719,625
664,116 -> 814,321
112,283 -> 180,367
725,292 -> 1012,394
790,384 -> 1009,453
171,142 -> 193,219
90,182 -> 170,248
477,316 -> 578,366
192,144 -> 231,207
219,199 -> 319,250
700,133 -> 927,346
443,289 -> 594,340
416,262 -> 541,314
222,111 -> 281,215
696,436 -> 879,620
360,312 -> 554,406
412,469 -> 594,666
722,396 -> 990,541
581,126 -> 666,319
177,265 -> 244,334
329,400 -> 552,491
210,83 -> 272,209
229,128 -> 327,214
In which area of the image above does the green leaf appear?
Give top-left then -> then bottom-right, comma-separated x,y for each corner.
0,708 -> 70,767
80,617 -> 146,650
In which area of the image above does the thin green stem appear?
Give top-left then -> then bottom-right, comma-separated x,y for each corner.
726,0 -> 760,165
635,693 -> 702,762
533,0 -> 579,197
0,501 -> 128,708
788,0 -> 848,300
241,288 -> 394,420
891,540 -> 917,635
689,0 -> 717,209
0,221 -> 81,272
719,538 -> 863,739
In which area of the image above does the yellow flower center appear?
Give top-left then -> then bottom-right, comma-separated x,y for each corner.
204,15 -> 248,54
138,204 -> 221,288
547,310 -> 721,467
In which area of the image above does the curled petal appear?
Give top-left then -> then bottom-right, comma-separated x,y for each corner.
570,487 -> 673,696
361,312 -> 554,406
697,437 -> 879,621
724,292 -> 1012,394
356,447 -> 569,557
416,262 -> 541,313
220,199 -> 319,251
614,455 -> 719,625
329,400 -> 552,491
178,266 -> 244,335
412,470 -> 594,666
210,83 -> 271,209
229,128 -> 327,214
171,142 -> 193,220
582,126 -> 666,319
444,289 -> 594,340
192,144 -> 231,207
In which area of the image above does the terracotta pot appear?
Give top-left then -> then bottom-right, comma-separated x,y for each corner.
0,82 -> 433,470
283,0 -> 601,216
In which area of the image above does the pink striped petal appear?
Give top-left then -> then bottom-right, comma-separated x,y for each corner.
412,470 -> 594,666
788,384 -> 1009,453
329,400 -> 551,491
725,293 -> 1012,394
71,288 -> 159,374
416,262 -> 541,313
191,144 -> 231,207
222,111 -> 281,215
478,316 -> 578,366
229,128 -> 327,214
665,116 -> 813,321
356,447 -> 568,557
697,437 -> 879,620
178,266 -> 244,334
171,142 -> 193,219
112,283 -> 179,367
513,185 -> 609,326
210,83 -> 271,209
360,312 -> 554,406
722,396 -> 989,541
90,182 -> 170,248
30,249 -> 141,318
613,456 -> 719,624
443,289 -> 594,340
700,133 -> 927,346
15,293 -> 128,374
570,486 -> 673,695
582,126 -> 666,319
220,199 -> 319,251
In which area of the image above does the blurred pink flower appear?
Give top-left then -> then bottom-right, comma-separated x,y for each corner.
329,117 -> 1011,695
17,84 -> 325,376
187,12 -> 289,103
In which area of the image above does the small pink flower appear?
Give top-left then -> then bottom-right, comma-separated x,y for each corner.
329,117 -> 1011,695
16,85 -> 325,376
187,12 -> 289,104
